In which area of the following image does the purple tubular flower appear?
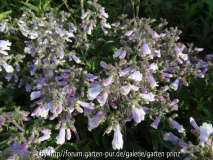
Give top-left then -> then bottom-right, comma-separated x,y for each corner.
141,41 -> 151,55
184,156 -> 191,160
72,54 -> 81,63
130,85 -> 139,91
55,75 -> 64,81
132,106 -> 146,123
61,69 -> 70,72
196,73 -> 204,78
163,85 -> 169,92
100,61 -> 108,68
141,86 -> 147,93
56,102 -> 63,114
125,30 -> 133,36
0,118 -> 5,125
51,55 -> 58,63
97,91 -> 108,106
25,83 -> 31,92
183,80 -> 188,86
129,35 -> 136,41
66,128 -> 71,140
70,87 -> 76,96
164,67 -> 174,72
163,132 -> 179,142
112,125 -> 123,150
197,48 -> 204,52
2,61 -> 14,73
171,99 -> 179,105
30,64 -> 37,75
81,11 -> 89,19
196,60 -> 208,69
56,124 -> 66,144
120,67 -> 134,76
103,76 -> 113,86
162,72 -> 173,78
31,106 -> 40,116
130,71 -> 142,82
120,85 -> 132,95
140,92 -> 155,101
75,106 -> 83,113
150,115 -> 161,129
81,91 -> 84,97
30,91 -> 42,100
11,139 -> 28,154
37,102 -> 52,118
14,74 -> 19,82
87,85 -> 103,100
57,81 -> 67,86
177,57 -> 183,64
29,132 -> 35,143
119,50 -> 126,59
113,49 -> 126,59
178,140 -> 189,148
149,29 -> 160,38
174,45 -> 182,55
38,128 -> 51,142
15,64 -> 20,72
189,117 -> 200,131
142,107 -> 150,112
100,10 -> 108,18
170,119 -> 185,133
88,110 -> 103,131
110,102 -> 117,109
148,72 -> 158,88
170,78 -> 180,91
77,101 -> 95,109
86,73 -> 98,80
59,50 -> 64,59
199,122 -> 213,146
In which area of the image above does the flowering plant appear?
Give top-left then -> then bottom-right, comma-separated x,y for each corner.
0,0 -> 213,159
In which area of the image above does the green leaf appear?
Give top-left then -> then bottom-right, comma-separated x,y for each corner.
0,11 -> 12,20
19,1 -> 39,14
126,140 -> 145,151
150,131 -> 158,151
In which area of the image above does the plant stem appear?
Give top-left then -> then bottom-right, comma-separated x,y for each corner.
130,0 -> 137,26
80,0 -> 85,16
74,129 -> 81,149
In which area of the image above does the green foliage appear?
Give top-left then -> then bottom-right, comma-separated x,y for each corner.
138,0 -> 213,54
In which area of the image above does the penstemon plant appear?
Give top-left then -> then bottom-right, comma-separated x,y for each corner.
0,0 -> 213,159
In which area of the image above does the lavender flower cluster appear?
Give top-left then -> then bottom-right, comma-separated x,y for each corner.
0,0 -> 213,159
163,117 -> 213,159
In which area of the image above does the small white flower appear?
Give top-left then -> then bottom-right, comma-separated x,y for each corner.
72,54 -> 81,63
120,85 -> 132,95
56,124 -> 66,145
112,125 -> 123,150
200,122 -> 213,146
29,32 -> 38,39
2,61 -> 14,73
87,85 -> 103,100
130,71 -> 142,82
149,63 -> 158,70
103,23 -> 111,29
140,92 -> 155,101
37,102 -> 52,118
30,91 -> 42,100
